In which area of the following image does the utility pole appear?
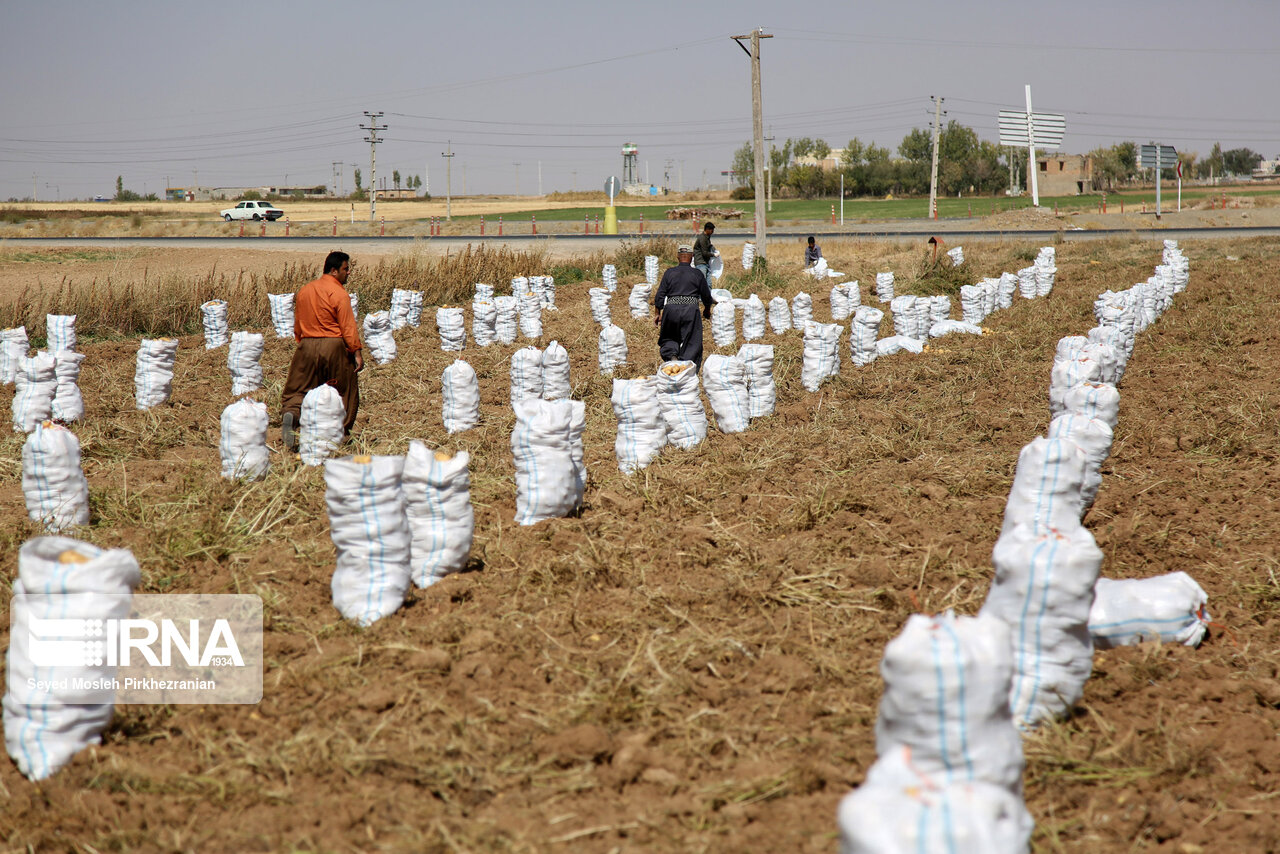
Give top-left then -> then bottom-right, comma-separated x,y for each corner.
679,161 -> 684,193
442,141 -> 454,220
571,170 -> 577,192
732,28 -> 772,260
361,111 -> 385,222
928,96 -> 944,220
332,161 -> 343,196
764,129 -> 775,212
513,162 -> 521,196
537,161 -> 543,196
462,164 -> 466,196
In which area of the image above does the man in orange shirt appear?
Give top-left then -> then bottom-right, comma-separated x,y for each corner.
280,251 -> 364,451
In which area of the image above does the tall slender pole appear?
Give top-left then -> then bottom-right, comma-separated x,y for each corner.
513,162 -> 521,196
361,111 -> 385,222
928,96 -> 943,219
1025,86 -> 1039,207
1155,146 -> 1163,221
538,161 -> 543,196
733,29 -> 772,260
442,141 -> 454,221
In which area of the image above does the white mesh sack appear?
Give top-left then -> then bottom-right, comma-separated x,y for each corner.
801,321 -> 842,392
493,296 -> 518,345
875,335 -> 925,357
711,287 -> 733,304
981,522 -> 1102,727
702,354 -> 749,434
875,612 -> 1025,793
403,442 -> 474,588
532,275 -> 556,310
512,398 -> 584,525
791,292 -> 813,329
1000,436 -> 1087,536
1,326 -> 29,384
23,422 -> 91,531
299,383 -> 346,467
930,320 -> 984,338
542,340 -> 572,400
589,287 -> 612,327
1017,267 -> 1037,300
518,291 -> 542,339
441,360 -> 480,434
837,759 -> 1033,854
1055,335 -> 1089,361
875,272 -> 895,303
1087,326 -> 1130,383
1053,381 -> 1120,430
611,377 -> 666,473
1049,354 -> 1103,417
830,284 -> 853,321
929,295 -> 952,329
737,343 -> 776,419
219,398 -> 270,480
741,242 -> 757,271
511,276 -> 529,296
474,283 -> 495,301
742,294 -> 766,341
850,307 -> 883,367
228,331 -> 265,396
13,353 -> 57,434
960,285 -> 986,325
568,398 -> 586,508
1034,262 -> 1055,297
629,283 -> 652,319
406,290 -> 424,327
4,537 -> 140,781
1090,573 -> 1210,650
1077,341 -> 1120,389
135,338 -> 178,411
436,307 -> 467,352
644,255 -> 660,286
997,272 -> 1018,309
348,292 -> 359,320
472,298 -> 497,347
325,454 -> 412,626
654,361 -> 707,450
46,314 -> 76,353
711,300 -> 736,348
947,246 -> 965,266
598,323 -> 628,376
50,350 -> 86,423
602,264 -> 618,292
268,292 -> 295,338
389,288 -> 414,330
1047,411 -> 1114,511
362,311 -> 397,365
200,299 -> 229,349
510,345 -> 544,405
890,296 -> 916,339
767,296 -> 792,334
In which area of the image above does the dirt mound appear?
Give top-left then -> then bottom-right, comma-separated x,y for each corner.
980,205 -> 1069,229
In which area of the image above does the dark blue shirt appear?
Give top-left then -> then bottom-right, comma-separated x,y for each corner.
654,262 -> 714,310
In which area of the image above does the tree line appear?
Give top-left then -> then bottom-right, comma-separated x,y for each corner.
731,127 -> 1270,199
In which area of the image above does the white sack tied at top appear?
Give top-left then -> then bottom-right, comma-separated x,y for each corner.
436,307 -> 467,352
875,271 -> 895,303
830,281 -> 860,321
767,296 -> 791,334
741,242 -> 757,271
737,343 -> 776,419
1090,572 -> 1210,650
299,383 -> 346,467
741,294 -> 766,341
801,321 -> 842,392
1000,436 -> 1087,536
653,360 -> 707,450
598,323 -> 628,376
701,354 -> 749,434
135,338 -> 178,411
348,292 -> 359,320
228,331 -> 264,396
406,290 -> 424,327
849,306 -> 883,367
1047,411 -> 1114,512
1,326 -> 29,384
441,360 -> 480,434
403,443 -> 474,588
46,314 -> 76,354
997,272 -> 1018,310
611,377 -> 666,474
791,292 -> 814,329
472,297 -> 497,347
510,346 -> 544,405
200,299 -> 229,349
644,255 -> 660,286
928,295 -> 951,329
532,275 -> 556,310
219,398 -> 270,481
268,292 -> 295,338
23,422 -> 91,532
1048,352 -> 1104,419
4,537 -> 141,781
512,398 -> 586,526
710,287 -> 733,305
13,353 -> 57,434
50,350 -> 86,423
589,287 -> 612,327
874,611 -> 1026,794
325,454 -> 412,626
362,311 -> 397,365
628,283 -> 652,319
947,245 -> 965,266
1053,381 -> 1119,430
981,522 -> 1102,728
541,340 -> 571,400
474,282 -> 495,301
602,264 -> 619,292
710,300 -> 736,348
389,288 -> 416,330
518,290 -> 543,339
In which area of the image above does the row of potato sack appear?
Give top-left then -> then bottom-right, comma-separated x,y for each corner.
836,240 -> 1204,854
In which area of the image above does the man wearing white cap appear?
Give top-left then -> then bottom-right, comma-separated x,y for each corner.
653,244 -> 714,369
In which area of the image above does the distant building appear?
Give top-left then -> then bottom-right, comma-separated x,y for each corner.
1035,154 -> 1093,195
373,188 -> 417,200
793,149 -> 845,171
1252,159 -> 1280,180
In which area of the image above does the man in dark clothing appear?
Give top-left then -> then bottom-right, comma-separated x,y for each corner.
654,244 -> 714,369
804,235 -> 823,267
692,221 -> 716,285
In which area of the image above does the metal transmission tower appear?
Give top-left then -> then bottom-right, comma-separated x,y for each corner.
361,111 -> 385,222
731,28 -> 772,260
442,141 -> 455,220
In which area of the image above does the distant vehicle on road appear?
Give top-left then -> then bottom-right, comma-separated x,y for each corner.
220,201 -> 283,222
93,195 -> 111,203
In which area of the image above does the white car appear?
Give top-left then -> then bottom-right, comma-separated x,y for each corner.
220,201 -> 284,222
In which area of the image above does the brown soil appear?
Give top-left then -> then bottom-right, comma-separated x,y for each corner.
1,237 -> 1279,852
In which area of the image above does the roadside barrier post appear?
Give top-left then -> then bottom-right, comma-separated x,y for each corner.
596,214 -> 600,234
499,215 -> 503,236
532,214 -> 537,235
285,217 -> 290,236
381,216 -> 385,237
638,213 -> 643,234
260,222 -> 266,237
332,216 -> 337,237
831,204 -> 836,224
584,214 -> 589,234
239,223 -> 244,238
967,202 -> 971,218
480,215 -> 485,235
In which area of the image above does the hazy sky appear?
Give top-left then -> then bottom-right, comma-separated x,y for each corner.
2,0 -> 1277,200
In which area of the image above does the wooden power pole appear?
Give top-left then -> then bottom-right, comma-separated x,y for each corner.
928,96 -> 944,220
732,28 -> 772,261
361,111 -> 385,222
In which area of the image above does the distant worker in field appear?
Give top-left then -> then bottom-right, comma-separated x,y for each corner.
804,234 -> 823,268
654,243 -> 714,369
280,250 -> 363,451
692,221 -> 716,284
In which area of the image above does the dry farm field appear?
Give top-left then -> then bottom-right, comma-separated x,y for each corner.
1,236 -> 1279,852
